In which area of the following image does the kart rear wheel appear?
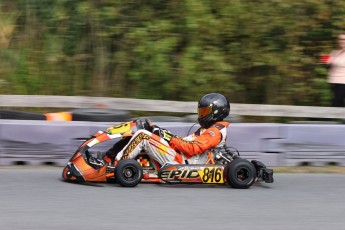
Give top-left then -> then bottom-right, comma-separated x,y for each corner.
224,158 -> 256,189
115,159 -> 143,187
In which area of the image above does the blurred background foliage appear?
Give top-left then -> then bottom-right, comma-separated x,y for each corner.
0,0 -> 344,106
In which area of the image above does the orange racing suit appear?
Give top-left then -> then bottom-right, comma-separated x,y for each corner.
115,121 -> 229,166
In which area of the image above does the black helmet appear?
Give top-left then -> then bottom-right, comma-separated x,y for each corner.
197,93 -> 230,128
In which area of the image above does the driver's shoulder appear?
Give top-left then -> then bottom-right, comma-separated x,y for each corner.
211,121 -> 229,130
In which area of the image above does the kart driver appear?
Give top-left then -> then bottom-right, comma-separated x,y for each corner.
88,93 -> 230,168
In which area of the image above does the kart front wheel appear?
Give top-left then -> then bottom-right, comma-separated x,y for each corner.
224,158 -> 256,189
115,159 -> 143,187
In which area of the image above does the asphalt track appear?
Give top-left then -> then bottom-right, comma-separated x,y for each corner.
1,167 -> 345,230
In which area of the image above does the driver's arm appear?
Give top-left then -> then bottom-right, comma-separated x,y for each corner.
169,127 -> 222,159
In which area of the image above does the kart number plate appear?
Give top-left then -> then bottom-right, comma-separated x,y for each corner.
198,166 -> 224,184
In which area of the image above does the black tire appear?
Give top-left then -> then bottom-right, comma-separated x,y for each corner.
71,108 -> 130,122
115,159 -> 143,187
224,158 -> 256,189
0,110 -> 46,120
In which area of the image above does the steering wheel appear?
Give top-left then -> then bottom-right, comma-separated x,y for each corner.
135,118 -> 153,132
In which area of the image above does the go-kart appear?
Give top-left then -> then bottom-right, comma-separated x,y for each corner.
62,118 -> 274,188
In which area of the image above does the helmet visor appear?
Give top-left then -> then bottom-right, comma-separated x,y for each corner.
198,106 -> 212,118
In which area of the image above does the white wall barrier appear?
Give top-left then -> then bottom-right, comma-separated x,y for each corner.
0,120 -> 345,167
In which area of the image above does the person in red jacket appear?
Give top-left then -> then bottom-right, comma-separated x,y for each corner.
88,93 -> 230,168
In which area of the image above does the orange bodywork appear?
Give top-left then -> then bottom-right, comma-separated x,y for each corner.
63,132 -> 114,182
63,152 -> 108,182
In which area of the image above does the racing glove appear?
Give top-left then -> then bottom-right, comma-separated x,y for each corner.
151,125 -> 174,143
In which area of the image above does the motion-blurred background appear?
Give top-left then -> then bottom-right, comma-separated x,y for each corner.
0,1 -> 342,107
1,1 -> 345,168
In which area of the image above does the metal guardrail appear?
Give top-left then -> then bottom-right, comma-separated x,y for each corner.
1,95 -> 345,119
